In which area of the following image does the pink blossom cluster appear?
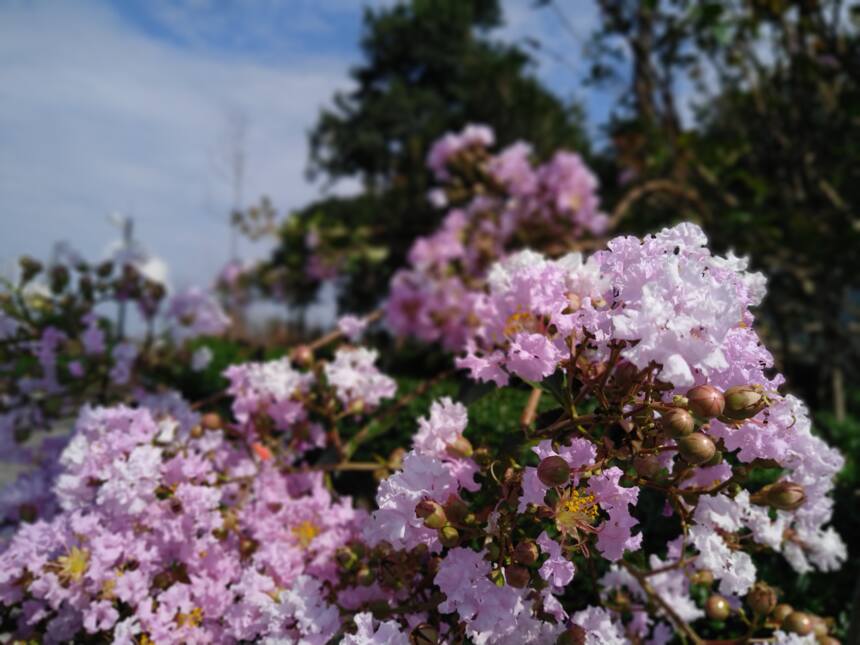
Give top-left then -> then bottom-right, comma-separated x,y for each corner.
224,347 -> 396,451
165,286 -> 231,342
0,404 -> 365,644
387,125 -> 607,351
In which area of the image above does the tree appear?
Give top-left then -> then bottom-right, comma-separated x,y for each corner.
583,0 -> 860,418
252,0 -> 590,313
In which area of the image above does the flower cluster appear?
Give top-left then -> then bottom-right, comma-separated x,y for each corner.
0,192 -> 848,642
0,403 -> 366,644
387,125 -> 608,351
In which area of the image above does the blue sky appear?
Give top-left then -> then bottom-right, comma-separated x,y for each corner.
0,0 -> 619,299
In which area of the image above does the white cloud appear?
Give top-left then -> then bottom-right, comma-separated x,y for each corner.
0,1 -> 359,294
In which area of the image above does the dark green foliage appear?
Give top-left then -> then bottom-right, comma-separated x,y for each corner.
256,0 -> 589,312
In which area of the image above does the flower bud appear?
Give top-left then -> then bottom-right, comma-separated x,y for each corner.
290,344 -> 314,367
660,408 -> 695,438
356,567 -> 374,586
201,413 -> 222,430
445,436 -> 473,459
771,603 -> 794,623
556,625 -> 586,645
690,569 -> 714,586
513,540 -> 540,566
746,582 -> 777,615
705,594 -> 731,621
409,624 -> 439,645
783,611 -> 813,635
632,455 -> 661,479
722,385 -> 767,420
438,525 -> 459,548
703,450 -> 723,467
677,433 -> 716,465
764,481 -> 806,511
686,385 -> 725,418
537,456 -> 570,487
504,564 -> 530,588
335,547 -> 358,571
809,615 -> 829,638
415,500 -> 447,530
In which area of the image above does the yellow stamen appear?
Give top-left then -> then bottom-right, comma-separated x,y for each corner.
176,607 -> 203,628
56,546 -> 89,583
504,310 -> 537,337
556,489 -> 599,535
291,520 -> 320,549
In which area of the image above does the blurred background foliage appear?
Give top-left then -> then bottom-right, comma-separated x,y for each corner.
229,0 -> 859,634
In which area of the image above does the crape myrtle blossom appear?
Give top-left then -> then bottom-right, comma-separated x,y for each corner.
166,286 -> 231,342
0,404 -> 366,644
387,125 -> 608,352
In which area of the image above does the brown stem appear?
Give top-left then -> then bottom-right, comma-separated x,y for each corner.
520,387 -> 542,430
621,561 -> 703,644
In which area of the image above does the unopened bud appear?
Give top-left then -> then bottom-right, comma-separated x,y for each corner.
336,547 -> 358,571
632,455 -> 661,479
537,456 -> 570,487
513,540 -> 540,565
809,615 -> 829,638
290,345 -> 314,367
661,408 -> 695,438
783,611 -> 813,635
772,604 -> 794,623
723,385 -> 767,420
201,413 -> 222,430
504,564 -> 530,588
356,567 -> 374,586
677,433 -> 716,465
556,625 -> 586,645
746,582 -> 777,615
690,569 -> 714,586
705,594 -> 731,621
704,450 -> 723,467
763,481 -> 806,511
415,500 -> 447,529
409,623 -> 439,645
445,435 -> 473,459
438,525 -> 459,548
18,256 -> 43,283
686,385 -> 725,419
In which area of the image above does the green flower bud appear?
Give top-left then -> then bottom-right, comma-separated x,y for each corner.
771,604 -> 794,623
336,547 -> 359,571
677,433 -> 716,465
661,408 -> 696,438
415,500 -> 447,530
290,345 -> 314,368
513,540 -> 540,566
705,594 -> 731,621
556,625 -> 586,645
746,582 -> 777,616
690,569 -> 714,586
723,385 -> 767,420
537,456 -> 570,487
356,567 -> 374,586
783,611 -> 813,636
445,436 -> 473,459
765,481 -> 806,511
438,525 -> 459,548
686,385 -> 725,419
504,564 -> 530,588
